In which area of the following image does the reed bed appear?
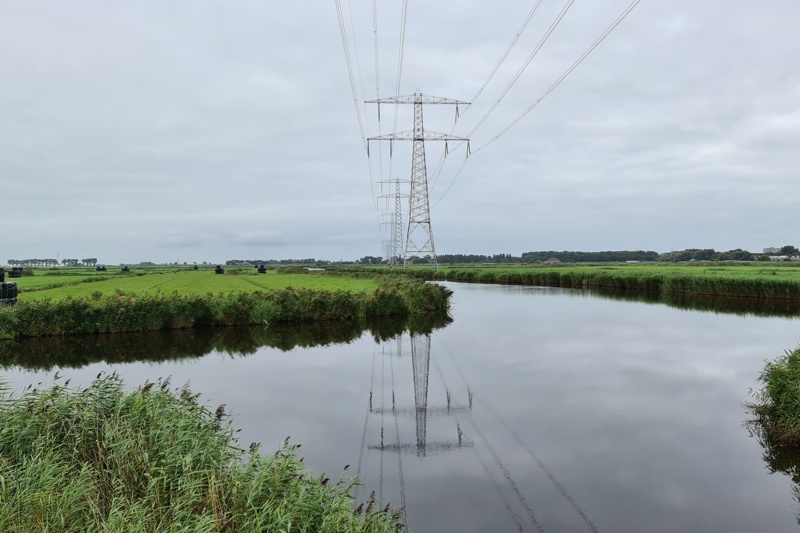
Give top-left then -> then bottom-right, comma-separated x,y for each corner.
751,346 -> 800,446
380,265 -> 800,300
0,374 -> 401,532
0,278 -> 452,340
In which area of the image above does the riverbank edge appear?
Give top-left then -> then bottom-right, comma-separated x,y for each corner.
360,266 -> 800,300
0,277 -> 452,339
0,374 -> 401,532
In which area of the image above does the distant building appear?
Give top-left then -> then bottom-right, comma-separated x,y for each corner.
764,247 -> 781,254
544,258 -> 561,264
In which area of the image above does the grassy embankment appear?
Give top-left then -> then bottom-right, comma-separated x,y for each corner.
0,374 -> 400,532
390,263 -> 800,300
0,267 -> 452,339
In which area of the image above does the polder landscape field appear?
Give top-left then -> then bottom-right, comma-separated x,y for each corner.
15,265 -> 377,301
5,261 -> 800,531
0,265 -> 452,340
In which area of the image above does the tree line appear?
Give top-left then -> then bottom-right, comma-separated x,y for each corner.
7,258 -> 98,267
520,250 -> 659,263
226,258 -> 329,266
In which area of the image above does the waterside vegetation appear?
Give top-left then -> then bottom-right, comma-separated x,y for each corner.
751,346 -> 800,447
0,275 -> 452,340
0,374 -> 401,532
389,263 -> 800,300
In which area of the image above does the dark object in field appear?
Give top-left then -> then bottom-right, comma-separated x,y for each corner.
121,266 -> 130,272
258,265 -> 267,274
0,281 -> 18,306
215,265 -> 224,274
9,267 -> 23,278
193,264 -> 198,270
96,266 -> 107,272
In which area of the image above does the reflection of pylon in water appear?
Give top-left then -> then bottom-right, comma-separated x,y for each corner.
369,333 -> 473,457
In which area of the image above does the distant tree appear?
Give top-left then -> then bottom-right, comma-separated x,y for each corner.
780,245 -> 800,256
718,249 -> 755,261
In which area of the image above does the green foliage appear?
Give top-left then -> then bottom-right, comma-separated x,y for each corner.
380,263 -> 800,301
782,245 -> 800,256
0,278 -> 451,339
0,375 -> 401,532
520,250 -> 659,263
752,346 -> 800,446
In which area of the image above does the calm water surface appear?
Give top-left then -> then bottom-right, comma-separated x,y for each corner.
3,282 -> 800,532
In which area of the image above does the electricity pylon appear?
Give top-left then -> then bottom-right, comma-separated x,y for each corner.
367,91 -> 469,270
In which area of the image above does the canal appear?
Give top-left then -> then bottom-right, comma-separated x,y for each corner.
2,282 -> 800,532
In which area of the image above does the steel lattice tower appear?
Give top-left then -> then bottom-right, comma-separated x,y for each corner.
379,177 -> 405,267
367,91 -> 469,270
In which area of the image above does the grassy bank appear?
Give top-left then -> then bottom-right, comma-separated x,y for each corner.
0,277 -> 452,339
382,263 -> 800,300
0,375 -> 400,532
751,346 -> 800,446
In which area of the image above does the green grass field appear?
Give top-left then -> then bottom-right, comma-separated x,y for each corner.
14,267 -> 377,302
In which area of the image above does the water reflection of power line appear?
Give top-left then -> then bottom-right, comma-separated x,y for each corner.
434,333 -> 599,533
388,339 -> 408,525
429,341 -> 543,532
358,332 -> 474,526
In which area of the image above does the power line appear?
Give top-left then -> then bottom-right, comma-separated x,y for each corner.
434,0 -> 643,205
336,0 -> 380,211
461,0 -> 576,141
466,0 -> 547,107
335,0 -> 367,150
392,0 -> 409,132
430,0 -> 545,193
475,0 -> 643,153
431,0 -> 573,194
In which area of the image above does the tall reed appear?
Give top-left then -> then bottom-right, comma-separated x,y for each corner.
0,375 -> 401,532
377,266 -> 800,300
751,346 -> 800,446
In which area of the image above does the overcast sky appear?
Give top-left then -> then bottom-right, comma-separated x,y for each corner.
2,0 -> 798,264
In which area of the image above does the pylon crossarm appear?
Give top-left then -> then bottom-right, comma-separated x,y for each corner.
366,92 -> 470,106
368,130 -> 468,142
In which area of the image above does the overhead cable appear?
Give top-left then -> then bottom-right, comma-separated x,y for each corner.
462,0 -> 576,140
430,0 -> 544,192
435,0 -> 643,204
475,0 -> 643,153
432,0 -> 573,193
467,0 -> 547,108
